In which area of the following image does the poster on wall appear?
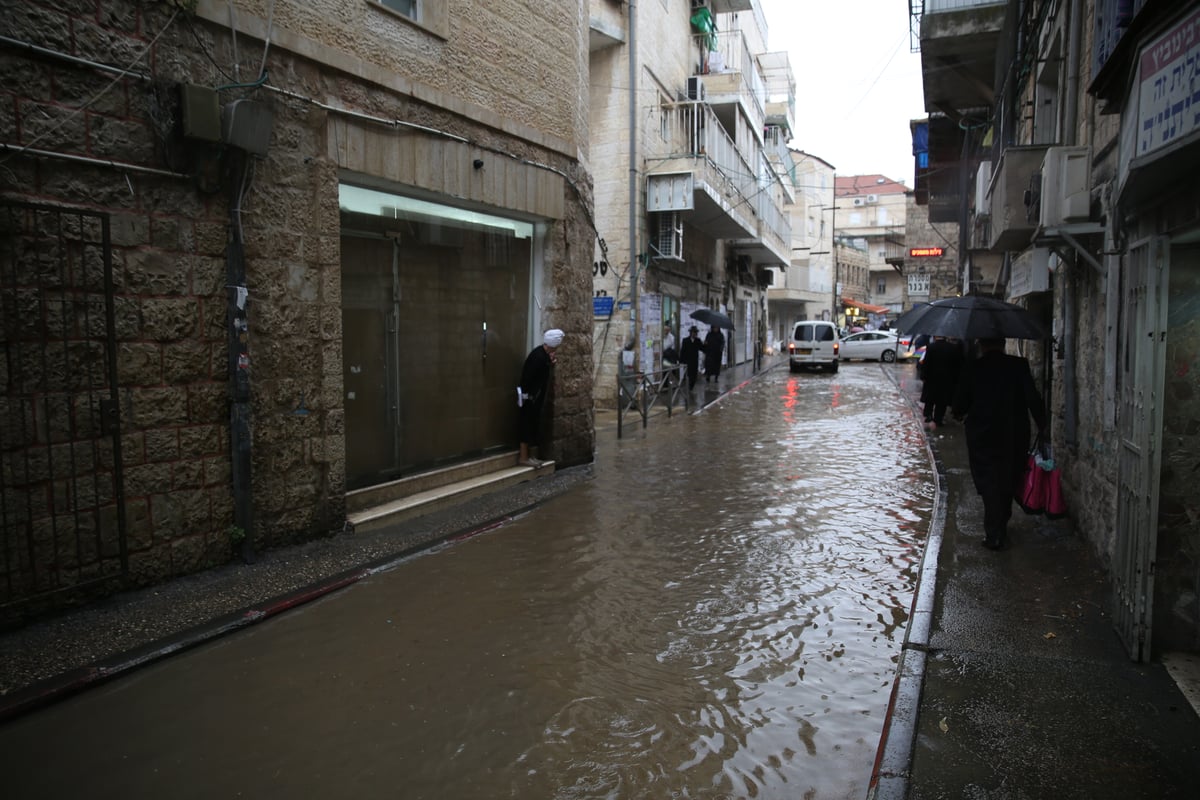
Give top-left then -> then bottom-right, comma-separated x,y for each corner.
742,299 -> 754,363
638,293 -> 662,373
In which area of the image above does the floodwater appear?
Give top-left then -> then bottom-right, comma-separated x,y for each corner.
0,364 -> 933,800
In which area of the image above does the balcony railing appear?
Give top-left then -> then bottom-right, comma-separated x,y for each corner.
695,30 -> 766,124
647,100 -> 759,202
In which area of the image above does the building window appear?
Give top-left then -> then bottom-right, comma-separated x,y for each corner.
378,0 -> 416,18
369,0 -> 448,38
877,277 -> 886,293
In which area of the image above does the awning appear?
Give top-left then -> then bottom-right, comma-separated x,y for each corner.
841,296 -> 888,314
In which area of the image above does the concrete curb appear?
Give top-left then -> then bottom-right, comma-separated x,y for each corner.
0,504 -> 540,724
867,365 -> 947,799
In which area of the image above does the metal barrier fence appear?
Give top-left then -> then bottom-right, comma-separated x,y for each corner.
616,365 -> 693,438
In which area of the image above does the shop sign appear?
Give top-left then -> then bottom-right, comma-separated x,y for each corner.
1137,7 -> 1200,158
909,246 -> 944,257
908,273 -> 930,296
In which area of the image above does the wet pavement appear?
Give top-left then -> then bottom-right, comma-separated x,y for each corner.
0,357 -> 934,799
876,366 -> 1200,800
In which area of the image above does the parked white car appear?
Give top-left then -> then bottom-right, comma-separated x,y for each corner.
839,330 -> 903,363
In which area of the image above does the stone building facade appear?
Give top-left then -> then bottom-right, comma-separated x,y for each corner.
901,196 -> 959,304
917,0 -> 1200,658
0,0 -> 594,614
588,0 -> 795,404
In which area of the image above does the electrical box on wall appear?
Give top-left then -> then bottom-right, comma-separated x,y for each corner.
222,99 -> 274,157
180,84 -> 221,142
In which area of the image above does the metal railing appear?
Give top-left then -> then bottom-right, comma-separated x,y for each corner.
617,365 -> 693,438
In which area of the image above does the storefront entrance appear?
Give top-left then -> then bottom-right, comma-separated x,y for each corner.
340,185 -> 534,490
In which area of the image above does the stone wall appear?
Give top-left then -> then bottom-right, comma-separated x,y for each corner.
0,0 -> 593,597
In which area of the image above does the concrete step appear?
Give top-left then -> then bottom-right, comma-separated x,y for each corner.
345,455 -> 554,534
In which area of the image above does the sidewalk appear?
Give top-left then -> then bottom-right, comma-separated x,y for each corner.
0,354 -> 779,722
872,365 -> 1200,799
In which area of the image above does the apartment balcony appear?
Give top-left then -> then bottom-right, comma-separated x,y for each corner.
732,154 -> 791,266
759,50 -> 796,138
588,0 -> 625,50
883,225 -> 907,268
646,100 -> 759,241
645,101 -> 788,264
918,0 -> 1007,115
693,30 -> 766,146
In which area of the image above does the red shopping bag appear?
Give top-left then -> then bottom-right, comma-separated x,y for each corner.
1044,465 -> 1066,518
1015,451 -> 1046,515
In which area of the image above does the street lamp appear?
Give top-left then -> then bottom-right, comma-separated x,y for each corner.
818,204 -> 842,324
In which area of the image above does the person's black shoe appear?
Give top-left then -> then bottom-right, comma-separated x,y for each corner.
981,538 -> 1004,551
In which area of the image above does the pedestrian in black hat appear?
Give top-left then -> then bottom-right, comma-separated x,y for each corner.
678,325 -> 703,390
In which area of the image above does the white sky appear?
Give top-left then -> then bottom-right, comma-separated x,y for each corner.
759,0 -> 926,188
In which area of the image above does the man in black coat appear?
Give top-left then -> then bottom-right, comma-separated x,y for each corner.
703,326 -> 725,383
920,336 -> 964,429
678,326 -> 703,390
952,338 -> 1046,550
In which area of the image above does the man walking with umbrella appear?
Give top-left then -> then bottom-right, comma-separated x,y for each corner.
703,325 -> 725,383
952,338 -> 1046,550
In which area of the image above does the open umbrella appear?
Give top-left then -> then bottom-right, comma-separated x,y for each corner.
690,308 -> 735,330
893,295 -> 1046,340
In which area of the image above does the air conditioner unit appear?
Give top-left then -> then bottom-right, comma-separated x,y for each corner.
974,160 -> 992,218
866,194 -> 879,203
656,212 -> 683,260
852,197 -> 866,207
686,76 -> 705,102
1039,146 -> 1091,227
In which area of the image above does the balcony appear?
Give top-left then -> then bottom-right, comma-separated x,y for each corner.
918,1 -> 1006,115
588,0 -> 625,51
645,100 -> 759,241
693,29 -> 766,146
732,152 -> 791,266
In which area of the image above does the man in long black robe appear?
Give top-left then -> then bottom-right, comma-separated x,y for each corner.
952,338 -> 1046,549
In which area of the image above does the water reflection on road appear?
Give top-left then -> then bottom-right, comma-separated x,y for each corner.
0,364 -> 933,800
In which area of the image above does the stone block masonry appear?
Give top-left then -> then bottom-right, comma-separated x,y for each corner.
0,0 -> 595,609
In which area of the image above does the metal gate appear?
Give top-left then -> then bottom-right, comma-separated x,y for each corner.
0,201 -> 127,615
1112,235 -> 1168,661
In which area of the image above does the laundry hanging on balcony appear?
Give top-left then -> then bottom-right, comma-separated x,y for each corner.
690,6 -> 718,51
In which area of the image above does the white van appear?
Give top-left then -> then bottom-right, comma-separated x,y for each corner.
788,320 -> 840,373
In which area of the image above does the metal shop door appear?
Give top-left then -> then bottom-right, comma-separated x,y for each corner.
0,201 -> 127,614
340,230 -> 528,490
1113,236 -> 1169,661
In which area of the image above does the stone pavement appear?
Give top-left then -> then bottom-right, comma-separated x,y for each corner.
870,364 -> 1200,799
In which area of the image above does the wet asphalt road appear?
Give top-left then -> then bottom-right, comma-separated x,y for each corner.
0,362 -> 933,799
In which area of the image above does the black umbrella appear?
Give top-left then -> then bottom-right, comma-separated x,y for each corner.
690,308 -> 735,330
894,295 -> 1046,340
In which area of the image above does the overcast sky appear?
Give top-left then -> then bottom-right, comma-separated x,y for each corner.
759,0 -> 926,187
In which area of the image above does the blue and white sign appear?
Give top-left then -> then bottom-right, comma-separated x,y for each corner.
1137,7 -> 1200,158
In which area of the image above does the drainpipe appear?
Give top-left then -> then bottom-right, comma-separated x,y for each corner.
1061,0 -> 1082,446
227,152 -> 255,562
628,1 -> 639,361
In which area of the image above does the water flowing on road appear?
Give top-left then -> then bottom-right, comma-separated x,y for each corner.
0,363 -> 933,799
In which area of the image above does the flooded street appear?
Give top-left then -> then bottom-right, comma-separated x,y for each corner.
0,364 -> 933,800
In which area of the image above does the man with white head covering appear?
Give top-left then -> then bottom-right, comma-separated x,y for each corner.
517,328 -> 563,466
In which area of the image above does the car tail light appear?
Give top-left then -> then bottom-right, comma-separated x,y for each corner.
788,342 -> 795,353
833,342 -> 839,355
